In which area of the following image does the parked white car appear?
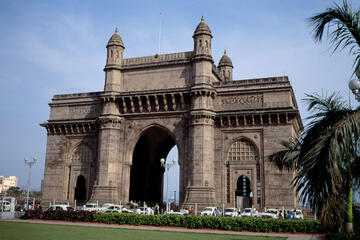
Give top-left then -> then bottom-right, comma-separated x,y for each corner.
259,208 -> 278,219
135,207 -> 153,215
294,210 -> 304,219
47,205 -> 73,211
166,210 -> 186,216
241,208 -> 258,217
201,207 -> 216,216
83,203 -> 99,211
224,208 -> 238,217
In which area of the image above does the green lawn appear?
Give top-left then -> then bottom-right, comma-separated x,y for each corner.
0,221 -> 286,240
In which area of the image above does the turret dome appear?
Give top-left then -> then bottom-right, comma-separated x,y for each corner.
193,16 -> 212,37
218,50 -> 233,67
107,27 -> 125,48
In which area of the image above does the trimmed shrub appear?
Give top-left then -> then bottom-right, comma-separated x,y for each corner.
93,213 -> 323,233
20,210 -> 323,234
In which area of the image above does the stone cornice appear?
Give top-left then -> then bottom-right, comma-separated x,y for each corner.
106,51 -> 194,70
40,120 -> 98,135
215,110 -> 300,128
97,116 -> 123,130
214,76 -> 289,87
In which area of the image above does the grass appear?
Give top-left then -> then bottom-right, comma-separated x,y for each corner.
0,221 -> 286,240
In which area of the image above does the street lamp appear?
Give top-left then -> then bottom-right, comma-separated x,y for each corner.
24,157 -> 37,210
349,78 -> 360,102
160,157 -> 177,213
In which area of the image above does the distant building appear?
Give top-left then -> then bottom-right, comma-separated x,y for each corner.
0,176 -> 18,193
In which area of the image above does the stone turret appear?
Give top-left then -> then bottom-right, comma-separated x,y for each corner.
218,50 -> 233,81
104,28 -> 124,92
193,16 -> 213,60
192,17 -> 213,85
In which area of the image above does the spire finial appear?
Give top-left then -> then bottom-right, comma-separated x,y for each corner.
201,16 -> 204,22
115,27 -> 118,34
224,50 -> 227,55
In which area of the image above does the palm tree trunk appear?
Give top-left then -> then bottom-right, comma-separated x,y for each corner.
345,186 -> 353,233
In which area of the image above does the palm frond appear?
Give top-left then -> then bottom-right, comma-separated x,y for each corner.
308,0 -> 360,77
268,138 -> 300,171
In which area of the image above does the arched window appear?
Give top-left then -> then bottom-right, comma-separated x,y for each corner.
227,139 -> 258,161
71,143 -> 93,163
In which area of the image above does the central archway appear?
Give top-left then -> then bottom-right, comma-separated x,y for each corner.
129,126 -> 177,203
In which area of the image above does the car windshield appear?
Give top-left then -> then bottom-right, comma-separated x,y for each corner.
204,208 -> 213,211
85,205 -> 95,208
225,209 -> 235,212
244,209 -> 251,213
296,210 -> 302,214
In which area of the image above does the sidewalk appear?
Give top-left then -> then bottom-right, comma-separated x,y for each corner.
1,219 -> 325,240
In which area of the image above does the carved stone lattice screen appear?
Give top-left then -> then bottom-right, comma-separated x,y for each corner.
71,144 -> 93,163
227,139 -> 258,161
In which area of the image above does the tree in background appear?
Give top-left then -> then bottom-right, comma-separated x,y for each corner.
270,93 -> 360,233
309,0 -> 360,78
5,187 -> 23,198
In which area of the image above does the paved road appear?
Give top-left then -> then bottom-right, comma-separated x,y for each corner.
1,219 -> 325,240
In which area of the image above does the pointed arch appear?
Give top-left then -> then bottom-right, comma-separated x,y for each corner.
71,142 -> 94,163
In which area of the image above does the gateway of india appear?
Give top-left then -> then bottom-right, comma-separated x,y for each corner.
41,17 -> 302,210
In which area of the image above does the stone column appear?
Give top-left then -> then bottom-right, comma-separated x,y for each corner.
182,113 -> 216,210
90,99 -> 124,204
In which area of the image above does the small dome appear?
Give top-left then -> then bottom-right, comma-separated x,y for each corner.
107,27 -> 125,48
219,50 -> 233,67
193,16 -> 212,37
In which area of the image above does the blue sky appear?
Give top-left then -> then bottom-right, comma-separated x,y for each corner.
0,0 -> 359,201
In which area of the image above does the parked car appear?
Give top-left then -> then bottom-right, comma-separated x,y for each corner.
103,205 -> 133,213
224,208 -> 238,217
241,208 -> 258,217
166,210 -> 186,216
99,203 -> 116,212
200,207 -> 217,216
83,203 -> 99,212
46,205 -> 73,211
135,207 -> 153,215
294,209 -> 304,219
259,208 -> 278,219
119,208 -> 133,213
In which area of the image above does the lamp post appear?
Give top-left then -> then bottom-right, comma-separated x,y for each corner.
24,157 -> 37,210
349,78 -> 360,102
160,157 -> 177,213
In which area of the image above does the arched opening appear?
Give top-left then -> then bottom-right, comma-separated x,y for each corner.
235,175 -> 252,209
163,146 -> 179,206
236,175 -> 251,197
129,126 -> 177,204
74,175 -> 86,203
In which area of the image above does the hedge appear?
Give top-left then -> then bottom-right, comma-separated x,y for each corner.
21,210 -> 323,233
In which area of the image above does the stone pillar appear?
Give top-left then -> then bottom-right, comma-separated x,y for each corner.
90,99 -> 124,204
182,112 -> 216,210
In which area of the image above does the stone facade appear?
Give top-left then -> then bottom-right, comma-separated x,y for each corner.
41,18 -> 303,210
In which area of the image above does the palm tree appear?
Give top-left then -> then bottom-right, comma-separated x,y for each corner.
269,93 -> 360,232
308,0 -> 360,78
